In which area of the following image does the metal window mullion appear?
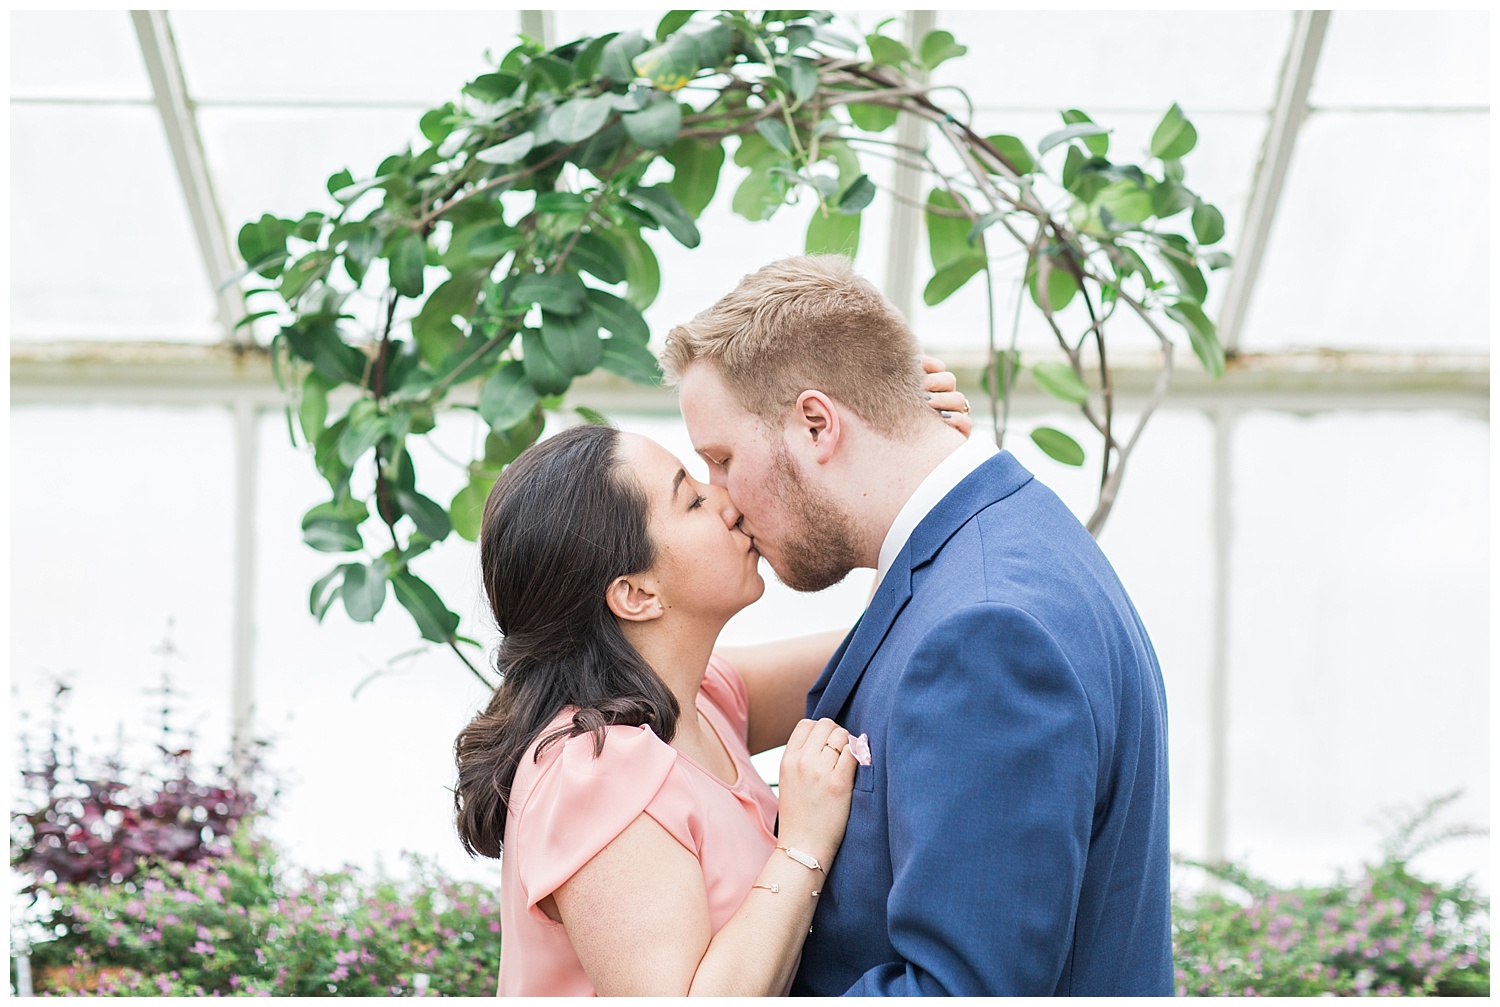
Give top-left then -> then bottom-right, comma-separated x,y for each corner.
1216,10 -> 1331,354
882,10 -> 937,321
130,10 -> 246,345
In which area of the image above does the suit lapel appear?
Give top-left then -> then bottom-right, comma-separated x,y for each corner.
807,550 -> 913,720
804,451 -> 1036,722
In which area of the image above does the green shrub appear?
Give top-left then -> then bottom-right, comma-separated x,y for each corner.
20,833 -> 502,997
1172,794 -> 1488,996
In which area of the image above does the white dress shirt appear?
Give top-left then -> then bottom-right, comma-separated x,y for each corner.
874,435 -> 1000,590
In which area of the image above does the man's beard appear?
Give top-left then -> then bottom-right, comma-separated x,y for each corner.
764,441 -> 862,593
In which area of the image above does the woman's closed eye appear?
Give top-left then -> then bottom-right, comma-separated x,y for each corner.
688,494 -> 707,511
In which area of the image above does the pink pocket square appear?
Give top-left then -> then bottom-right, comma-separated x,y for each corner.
848,733 -> 872,766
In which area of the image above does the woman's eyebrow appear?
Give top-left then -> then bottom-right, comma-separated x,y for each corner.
671,468 -> 688,500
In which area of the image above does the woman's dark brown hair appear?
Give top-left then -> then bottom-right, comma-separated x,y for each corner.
453,424 -> 680,858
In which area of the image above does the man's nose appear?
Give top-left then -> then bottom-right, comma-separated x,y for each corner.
710,484 -> 743,529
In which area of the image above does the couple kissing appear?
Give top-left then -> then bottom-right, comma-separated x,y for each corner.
454,254 -> 1171,996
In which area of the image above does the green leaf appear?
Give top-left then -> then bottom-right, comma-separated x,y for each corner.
550,96 -> 612,144
1038,122 -> 1111,157
237,214 -> 289,280
391,570 -> 460,643
1192,201 -> 1226,245
866,33 -> 911,67
837,174 -> 876,213
1156,234 -> 1208,303
587,288 -> 649,344
303,518 -> 363,553
600,336 -> 663,386
1165,301 -> 1225,379
1028,256 -> 1079,313
623,95 -> 683,150
1061,109 -> 1108,157
923,256 -> 984,306
282,319 -> 366,385
665,138 -> 725,218
606,229 -> 661,310
633,33 -> 700,91
339,226 -> 380,285
478,360 -> 542,431
925,188 -> 982,270
521,327 -> 573,395
918,29 -> 967,70
464,71 -> 522,103
756,118 -> 793,155
1062,145 -> 1085,191
326,169 -> 353,198
1030,427 -> 1085,466
341,560 -> 388,623
985,134 -> 1035,175
485,409 -> 544,469
419,104 -> 456,144
731,149 -> 788,222
395,486 -> 452,541
450,476 -> 497,543
847,101 -> 899,133
1203,250 -> 1234,271
1031,362 -> 1090,404
806,205 -> 861,256
1096,179 -> 1153,227
1162,157 -> 1186,183
474,132 -> 535,165
569,232 -> 627,284
298,371 -> 332,443
511,270 -> 587,314
314,419 -> 353,493
779,57 -> 819,105
338,401 -> 390,466
1149,179 -> 1196,219
629,185 -> 701,248
388,231 -> 426,299
575,405 -> 611,426
309,565 -> 347,621
279,251 -> 331,302
600,30 -> 650,84
656,9 -> 696,40
541,306 -> 604,375
1150,103 -> 1198,160
412,273 -> 484,366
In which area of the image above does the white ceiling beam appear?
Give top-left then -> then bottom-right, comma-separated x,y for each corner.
1216,10 -> 1331,355
130,10 -> 246,345
519,10 -> 555,48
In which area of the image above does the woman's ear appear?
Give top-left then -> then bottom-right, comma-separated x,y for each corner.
605,575 -> 664,623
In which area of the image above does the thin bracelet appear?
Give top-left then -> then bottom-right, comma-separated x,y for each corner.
777,846 -> 826,874
751,883 -> 821,897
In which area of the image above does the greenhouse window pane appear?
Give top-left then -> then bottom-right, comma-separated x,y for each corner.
10,105 -> 217,341
1311,12 -> 1489,109
1226,410 -> 1488,889
171,11 -> 522,105
10,11 -> 152,101
1242,112 -> 1488,352
933,11 -> 1291,113
11,406 -> 238,773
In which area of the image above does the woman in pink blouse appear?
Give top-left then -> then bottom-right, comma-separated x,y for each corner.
454,366 -> 970,996
454,423 -> 857,996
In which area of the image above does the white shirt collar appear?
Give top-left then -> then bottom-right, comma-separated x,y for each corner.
875,435 -> 1000,589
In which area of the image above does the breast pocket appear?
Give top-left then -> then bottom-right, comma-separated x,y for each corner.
853,761 -> 875,793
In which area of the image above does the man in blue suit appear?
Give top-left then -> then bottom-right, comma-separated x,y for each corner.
667,255 -> 1173,996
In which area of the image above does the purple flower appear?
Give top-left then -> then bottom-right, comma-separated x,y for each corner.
329,966 -> 349,983
190,940 -> 216,955
335,950 -> 359,966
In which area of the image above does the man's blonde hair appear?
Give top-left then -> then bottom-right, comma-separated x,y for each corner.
661,255 -> 927,435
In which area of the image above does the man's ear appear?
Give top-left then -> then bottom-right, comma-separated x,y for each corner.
605,575 -> 664,623
794,390 -> 841,464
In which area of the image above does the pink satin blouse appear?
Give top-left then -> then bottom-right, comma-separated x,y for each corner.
495,655 -> 779,996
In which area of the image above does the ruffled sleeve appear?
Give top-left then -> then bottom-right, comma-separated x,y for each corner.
512,724 -> 679,919
700,653 -> 752,746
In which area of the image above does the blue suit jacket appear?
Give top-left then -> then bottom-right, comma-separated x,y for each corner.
792,451 -> 1172,996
